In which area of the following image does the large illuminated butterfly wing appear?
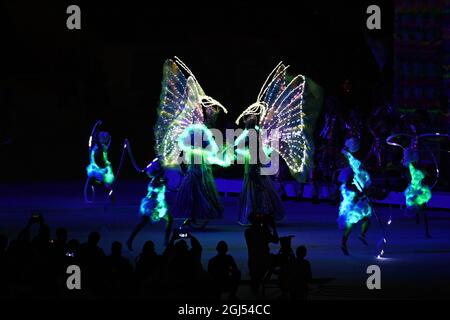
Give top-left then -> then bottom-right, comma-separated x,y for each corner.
259,63 -> 288,112
158,79 -> 206,166
155,59 -> 204,166
154,59 -> 188,166
181,76 -> 205,125
261,73 -> 323,182
234,62 -> 287,125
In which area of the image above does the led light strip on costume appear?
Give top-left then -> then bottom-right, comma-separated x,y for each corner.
174,56 -> 228,115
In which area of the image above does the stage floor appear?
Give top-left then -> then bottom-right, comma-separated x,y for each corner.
1,181 -> 450,300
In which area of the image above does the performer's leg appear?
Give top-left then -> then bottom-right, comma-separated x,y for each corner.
83,177 -> 95,203
295,182 -> 304,201
280,182 -> 289,200
341,223 -> 355,255
312,180 -> 320,204
126,215 -> 150,251
164,214 -> 173,246
311,167 -> 320,204
358,217 -> 370,246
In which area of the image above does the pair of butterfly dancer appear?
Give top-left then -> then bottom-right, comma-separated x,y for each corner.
125,57 -> 321,249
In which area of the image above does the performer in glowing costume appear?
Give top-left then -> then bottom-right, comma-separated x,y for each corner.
176,121 -> 229,227
126,158 -> 173,250
386,129 -> 450,238
404,161 -> 432,209
235,62 -> 320,225
338,137 -> 372,256
84,120 -> 115,202
403,149 -> 432,238
235,115 -> 284,225
398,143 -> 433,238
154,57 -> 228,228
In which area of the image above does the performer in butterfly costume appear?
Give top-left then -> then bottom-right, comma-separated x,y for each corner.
154,57 -> 228,228
235,62 -> 321,225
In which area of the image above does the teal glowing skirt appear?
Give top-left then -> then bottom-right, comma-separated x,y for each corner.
338,184 -> 372,229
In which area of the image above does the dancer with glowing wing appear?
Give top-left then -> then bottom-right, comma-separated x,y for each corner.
154,57 -> 228,229
235,62 -> 320,225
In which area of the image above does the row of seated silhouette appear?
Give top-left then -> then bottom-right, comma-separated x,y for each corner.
0,213 -> 312,300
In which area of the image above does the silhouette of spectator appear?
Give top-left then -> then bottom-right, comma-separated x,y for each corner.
244,212 -> 279,295
78,231 -> 106,297
104,241 -> 133,298
49,227 -> 69,282
135,241 -> 163,297
52,228 -> 68,253
56,238 -> 81,298
32,223 -> 51,253
5,237 -> 34,297
208,240 -> 241,300
20,214 -> 54,297
280,245 -> 312,300
64,238 -> 79,256
164,230 -> 206,299
0,234 -> 7,258
0,234 -> 8,298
